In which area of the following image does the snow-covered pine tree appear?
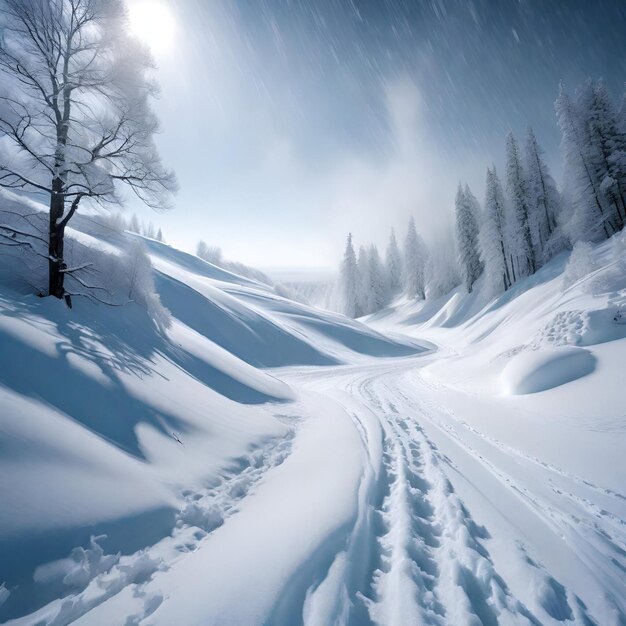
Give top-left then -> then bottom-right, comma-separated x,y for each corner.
455,183 -> 482,292
385,229 -> 403,294
426,231 -> 461,299
129,214 -> 141,234
403,216 -> 427,299
556,82 -> 617,241
143,222 -> 157,239
524,127 -> 564,264
583,79 -> 626,230
367,244 -> 389,313
505,132 -> 535,278
339,233 -> 361,318
479,167 -> 511,294
156,228 -> 164,242
357,244 -> 371,315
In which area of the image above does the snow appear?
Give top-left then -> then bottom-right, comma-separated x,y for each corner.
501,346 -> 596,394
0,194 -> 624,625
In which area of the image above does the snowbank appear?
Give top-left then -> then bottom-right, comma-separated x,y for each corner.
501,346 -> 596,394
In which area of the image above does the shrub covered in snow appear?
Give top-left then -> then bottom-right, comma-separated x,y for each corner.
587,231 -> 626,296
196,239 -> 273,286
88,240 -> 172,329
562,241 -> 596,289
33,535 -> 119,592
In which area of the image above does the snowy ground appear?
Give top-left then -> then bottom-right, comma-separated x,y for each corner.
0,221 -> 624,625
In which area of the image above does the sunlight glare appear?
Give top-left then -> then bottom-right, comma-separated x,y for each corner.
128,0 -> 176,55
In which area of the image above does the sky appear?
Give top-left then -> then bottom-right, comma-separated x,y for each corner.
127,0 -> 626,271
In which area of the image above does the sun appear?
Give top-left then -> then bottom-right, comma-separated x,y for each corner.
127,0 -> 176,55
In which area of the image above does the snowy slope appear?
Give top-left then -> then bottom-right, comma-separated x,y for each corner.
0,198 -> 421,623
1,206 -> 624,625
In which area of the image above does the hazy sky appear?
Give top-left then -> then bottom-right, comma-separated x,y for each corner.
128,0 -> 626,270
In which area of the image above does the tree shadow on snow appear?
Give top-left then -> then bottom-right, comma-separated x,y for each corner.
0,291 -> 287,461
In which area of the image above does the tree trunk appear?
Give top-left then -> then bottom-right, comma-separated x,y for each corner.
48,179 -> 66,299
500,240 -> 511,289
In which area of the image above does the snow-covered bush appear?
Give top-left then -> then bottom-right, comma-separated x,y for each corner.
34,535 -> 119,592
197,241 -> 223,265
68,239 -> 171,329
587,231 -> 626,296
562,241 -> 596,289
610,227 -> 626,260
196,239 -> 274,286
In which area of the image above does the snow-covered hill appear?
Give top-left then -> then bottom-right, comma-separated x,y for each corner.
0,198 -> 421,624
368,233 -> 626,407
0,204 -> 624,625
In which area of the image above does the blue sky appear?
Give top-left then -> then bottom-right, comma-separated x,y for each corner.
129,0 -> 626,270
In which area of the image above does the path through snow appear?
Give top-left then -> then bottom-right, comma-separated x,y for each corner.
6,353 -> 625,626
291,356 -> 626,626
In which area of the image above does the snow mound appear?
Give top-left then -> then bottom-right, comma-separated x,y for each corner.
502,346 -> 596,394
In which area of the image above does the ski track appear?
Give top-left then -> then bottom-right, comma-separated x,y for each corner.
9,358 -> 626,625
298,360 -> 625,626
354,371 -> 539,626
8,432 -> 294,626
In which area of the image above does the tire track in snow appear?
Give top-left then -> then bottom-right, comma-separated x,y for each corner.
365,417 -> 445,626
294,353 -> 625,626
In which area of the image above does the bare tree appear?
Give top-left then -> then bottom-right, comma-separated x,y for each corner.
0,0 -> 176,304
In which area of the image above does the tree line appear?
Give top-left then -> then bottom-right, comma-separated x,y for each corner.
338,78 -> 626,317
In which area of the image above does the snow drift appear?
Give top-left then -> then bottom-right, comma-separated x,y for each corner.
501,346 -> 596,394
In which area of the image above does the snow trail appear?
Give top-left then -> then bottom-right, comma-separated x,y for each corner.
291,356 -> 625,626
357,372 -> 538,626
11,355 -> 625,625
5,432 -> 294,626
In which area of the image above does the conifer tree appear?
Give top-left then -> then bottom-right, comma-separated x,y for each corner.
129,214 -> 141,234
556,82 -> 617,240
385,229 -> 403,294
455,183 -> 482,292
505,132 -> 535,277
525,127 -> 564,264
339,233 -> 361,318
403,216 -> 427,299
366,245 -> 388,313
583,79 -> 626,230
480,167 -> 511,293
